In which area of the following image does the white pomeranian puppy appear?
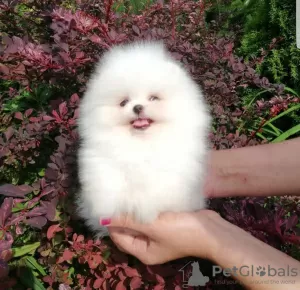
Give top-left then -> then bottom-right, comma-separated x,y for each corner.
77,41 -> 211,237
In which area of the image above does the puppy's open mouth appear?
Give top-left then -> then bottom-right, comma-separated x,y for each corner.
130,118 -> 153,130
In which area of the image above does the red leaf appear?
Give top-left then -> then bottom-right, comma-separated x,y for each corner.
89,34 -> 101,43
42,198 -> 58,221
24,109 -> 33,117
124,267 -> 139,277
0,63 -> 9,75
93,278 -> 104,288
47,224 -> 63,239
75,51 -> 84,59
0,249 -> 13,262
18,184 -> 33,194
14,112 -> 23,120
59,101 -> 68,117
70,93 -> 80,104
25,216 -> 47,229
29,117 -> 40,122
45,168 -> 58,181
130,277 -> 143,289
286,214 -> 299,231
76,235 -> 84,242
73,108 -> 79,119
4,127 -> 14,141
87,254 -> 102,269
132,25 -> 140,35
52,110 -> 62,122
43,275 -> 53,286
0,198 -> 13,226
59,43 -> 69,52
43,115 -> 55,121
62,249 -> 74,261
14,63 -> 26,75
68,118 -> 76,126
65,227 -> 73,234
117,269 -> 126,281
108,29 -> 117,40
115,281 -> 126,290
0,184 -> 31,198
284,235 -> 300,244
155,274 -> 165,284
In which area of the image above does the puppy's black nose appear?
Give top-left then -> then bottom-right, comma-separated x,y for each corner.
133,104 -> 143,114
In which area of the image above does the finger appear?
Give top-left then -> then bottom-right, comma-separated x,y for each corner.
101,214 -> 151,235
107,227 -> 129,253
108,227 -> 150,259
114,242 -> 129,254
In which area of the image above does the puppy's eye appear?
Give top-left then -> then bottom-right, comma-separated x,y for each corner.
120,99 -> 129,107
149,95 -> 160,101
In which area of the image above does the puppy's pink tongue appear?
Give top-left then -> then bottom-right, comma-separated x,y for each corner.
132,118 -> 151,129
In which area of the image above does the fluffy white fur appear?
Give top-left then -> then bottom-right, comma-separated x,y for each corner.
77,41 -> 211,237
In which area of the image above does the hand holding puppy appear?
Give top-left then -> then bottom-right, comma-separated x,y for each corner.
105,138 -> 300,290
105,210 -> 219,265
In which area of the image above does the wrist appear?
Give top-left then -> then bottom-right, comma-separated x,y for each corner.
191,210 -> 228,261
204,148 -> 251,198
194,211 -> 254,264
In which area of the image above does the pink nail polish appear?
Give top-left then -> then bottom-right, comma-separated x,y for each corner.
100,218 -> 111,226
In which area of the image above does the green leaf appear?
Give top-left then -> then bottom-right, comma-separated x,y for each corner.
261,127 -> 280,137
246,89 -> 270,107
12,202 -> 26,213
284,86 -> 299,97
68,266 -> 75,277
38,168 -> 45,177
18,267 -> 46,290
53,233 -> 64,246
265,122 -> 282,136
256,132 -> 267,140
12,242 -> 40,258
272,124 -> 300,143
25,256 -> 47,276
264,104 -> 300,126
102,249 -> 111,261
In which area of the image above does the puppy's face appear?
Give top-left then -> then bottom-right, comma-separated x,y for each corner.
116,93 -> 164,131
82,43 -> 201,135
94,70 -> 193,133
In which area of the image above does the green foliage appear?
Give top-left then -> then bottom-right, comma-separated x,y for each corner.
113,0 -> 154,14
209,0 -> 300,144
2,83 -> 55,114
216,0 -> 300,92
247,102 -> 300,142
12,242 -> 41,258
272,124 -> 300,143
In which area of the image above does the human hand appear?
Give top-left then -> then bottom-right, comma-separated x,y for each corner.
103,210 -> 221,265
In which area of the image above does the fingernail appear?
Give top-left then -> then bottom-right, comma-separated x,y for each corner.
100,218 -> 111,226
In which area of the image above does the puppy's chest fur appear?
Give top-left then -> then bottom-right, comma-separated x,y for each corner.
104,132 -> 200,198
78,128 -> 205,233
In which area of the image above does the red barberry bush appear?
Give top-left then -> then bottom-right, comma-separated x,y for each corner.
0,1 -> 299,289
